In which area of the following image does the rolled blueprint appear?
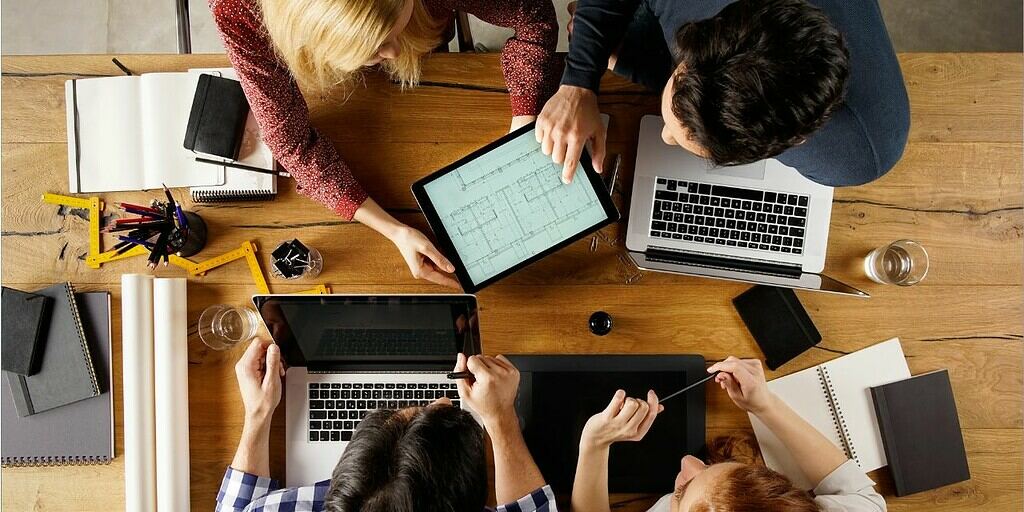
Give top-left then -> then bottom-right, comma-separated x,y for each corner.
122,274 -> 156,512
153,278 -> 190,511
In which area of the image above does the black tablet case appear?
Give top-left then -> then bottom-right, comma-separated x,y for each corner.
507,355 -> 706,493
1,287 -> 52,375
184,74 -> 249,159
871,370 -> 970,496
732,286 -> 821,370
5,283 -> 100,416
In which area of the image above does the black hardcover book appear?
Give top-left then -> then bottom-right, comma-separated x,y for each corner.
5,283 -> 100,416
1,287 -> 52,375
732,285 -> 821,370
871,370 -> 971,496
183,74 -> 249,160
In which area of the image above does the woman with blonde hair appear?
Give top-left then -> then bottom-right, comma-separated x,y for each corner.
573,357 -> 887,512
210,0 -> 559,287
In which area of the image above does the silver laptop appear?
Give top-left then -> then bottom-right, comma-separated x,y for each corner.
253,294 -> 482,486
626,115 -> 866,297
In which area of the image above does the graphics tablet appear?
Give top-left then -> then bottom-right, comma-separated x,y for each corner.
506,355 -> 707,493
412,122 -> 619,293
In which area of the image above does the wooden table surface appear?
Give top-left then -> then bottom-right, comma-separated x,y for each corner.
1,53 -> 1021,511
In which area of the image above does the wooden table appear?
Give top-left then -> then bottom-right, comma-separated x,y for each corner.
2,53 -> 1021,511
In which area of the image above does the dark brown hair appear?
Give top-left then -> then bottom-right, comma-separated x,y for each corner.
323,405 -> 487,512
671,0 -> 849,166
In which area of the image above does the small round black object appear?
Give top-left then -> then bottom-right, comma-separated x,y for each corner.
588,311 -> 613,336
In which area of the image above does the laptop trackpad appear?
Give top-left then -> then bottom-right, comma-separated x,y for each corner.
707,161 -> 766,181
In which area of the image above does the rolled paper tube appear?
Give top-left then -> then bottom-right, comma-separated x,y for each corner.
122,274 -> 156,512
154,278 -> 191,511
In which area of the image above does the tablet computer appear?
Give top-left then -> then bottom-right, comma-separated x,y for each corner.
506,355 -> 707,493
412,122 -> 619,293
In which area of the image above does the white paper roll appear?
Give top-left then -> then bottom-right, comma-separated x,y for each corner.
153,278 -> 191,511
122,274 -> 156,512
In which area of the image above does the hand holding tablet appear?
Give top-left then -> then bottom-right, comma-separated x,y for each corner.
412,122 -> 619,292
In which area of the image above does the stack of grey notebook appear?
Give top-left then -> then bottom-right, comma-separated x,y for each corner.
1,286 -> 114,466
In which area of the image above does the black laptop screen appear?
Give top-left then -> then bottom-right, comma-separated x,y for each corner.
253,295 -> 480,367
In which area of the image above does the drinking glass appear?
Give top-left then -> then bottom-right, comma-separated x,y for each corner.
198,304 -> 259,350
863,240 -> 929,286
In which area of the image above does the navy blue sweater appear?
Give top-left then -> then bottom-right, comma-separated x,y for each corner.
562,0 -> 911,187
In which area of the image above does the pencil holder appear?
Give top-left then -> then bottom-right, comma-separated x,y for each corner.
168,211 -> 208,257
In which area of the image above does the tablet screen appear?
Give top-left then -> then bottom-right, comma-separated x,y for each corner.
421,129 -> 610,286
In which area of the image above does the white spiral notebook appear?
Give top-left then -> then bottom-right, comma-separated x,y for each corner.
749,338 -> 910,489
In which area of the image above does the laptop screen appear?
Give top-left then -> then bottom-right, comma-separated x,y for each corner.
252,295 -> 481,367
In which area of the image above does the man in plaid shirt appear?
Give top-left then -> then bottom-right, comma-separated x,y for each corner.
216,338 -> 557,512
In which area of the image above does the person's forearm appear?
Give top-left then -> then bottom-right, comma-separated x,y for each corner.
352,197 -> 404,240
487,414 -> 547,504
230,419 -> 272,477
571,443 -> 611,512
753,393 -> 848,485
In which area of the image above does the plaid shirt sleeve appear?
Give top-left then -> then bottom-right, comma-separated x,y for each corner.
494,485 -> 558,512
216,467 -> 281,512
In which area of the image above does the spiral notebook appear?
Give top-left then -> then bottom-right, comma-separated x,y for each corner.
2,292 -> 113,466
749,338 -> 910,489
189,68 -> 278,203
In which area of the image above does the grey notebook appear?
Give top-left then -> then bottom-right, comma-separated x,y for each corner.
1,292 -> 114,466
6,282 -> 100,416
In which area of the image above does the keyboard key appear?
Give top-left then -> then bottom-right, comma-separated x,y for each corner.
781,247 -> 792,253
704,216 -> 714,225
688,183 -> 698,193
741,201 -> 752,209
651,221 -> 667,231
341,431 -> 353,441
762,202 -> 773,211
674,213 -> 685,223
772,236 -> 783,245
779,226 -> 788,235
794,238 -> 804,248
374,383 -> 385,389
714,208 -> 724,217
339,410 -> 348,419
310,431 -> 319,442
709,228 -> 719,238
667,180 -> 677,191
788,217 -> 806,227
672,203 -> 682,212
760,244 -> 770,250
794,248 -> 803,254
715,218 -> 726,228
757,224 -> 768,233
730,231 -> 740,240
741,232 -> 750,241
325,400 -> 335,409
661,232 -> 672,238
683,204 -> 693,213
655,190 -> 678,201
773,204 -> 783,214
695,236 -> 704,242
684,214 -> 694,224
693,205 -> 703,215
724,209 -> 735,219
310,411 -> 327,419
783,237 -> 793,246
372,390 -> 382,399
328,411 -> 338,419
768,225 -> 778,234
310,390 -> 318,399
752,202 -> 762,212
331,390 -> 340,399
331,431 -> 340,442
699,196 -> 710,205
796,207 -> 807,217
798,196 -> 808,206
694,217 -> 704,226
399,400 -> 409,408
731,199 -> 742,209
683,235 -> 693,241
787,194 -> 799,205
784,206 -> 794,216
311,400 -> 324,409
715,238 -> 726,245
344,421 -> 354,429
727,240 -> 737,246
357,400 -> 366,409
777,216 -> 788,225
710,197 -> 721,206
367,400 -> 378,408
360,410 -> 368,419
746,212 -> 756,221
342,383 -> 352,389
653,200 -> 661,212
657,178 -> 667,184
764,192 -> 777,202
388,400 -> 399,408
791,228 -> 805,238
699,184 -> 711,194
396,384 -> 406,389
738,241 -> 748,248
726,220 -> 736,229
767,214 -> 777,224
737,221 -> 746,230
756,213 -> 766,223
752,233 -> 761,243
699,227 -> 709,236
712,185 -> 763,201
331,383 -> 341,389
688,225 -> 698,234
310,421 -> 322,430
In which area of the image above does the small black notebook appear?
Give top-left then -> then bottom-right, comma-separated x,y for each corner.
871,370 -> 971,496
184,73 -> 249,159
732,285 -> 821,370
5,283 -> 100,416
1,287 -> 52,375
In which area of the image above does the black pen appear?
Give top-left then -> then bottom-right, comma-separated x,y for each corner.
196,157 -> 292,178
659,371 -> 722,404
446,371 -> 473,380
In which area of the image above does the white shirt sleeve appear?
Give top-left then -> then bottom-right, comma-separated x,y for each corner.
813,460 -> 887,512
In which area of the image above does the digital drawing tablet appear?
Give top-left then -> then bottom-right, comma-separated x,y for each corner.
412,122 -> 619,293
506,355 -> 707,494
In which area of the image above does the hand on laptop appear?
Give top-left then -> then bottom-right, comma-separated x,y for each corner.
453,353 -> 519,427
708,357 -> 776,416
235,337 -> 285,427
536,85 -> 607,182
580,389 -> 662,450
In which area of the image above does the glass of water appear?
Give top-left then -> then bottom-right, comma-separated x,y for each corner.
198,304 -> 259,350
864,240 -> 930,286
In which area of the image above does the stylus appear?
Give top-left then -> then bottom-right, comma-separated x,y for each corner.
446,371 -> 474,380
659,371 -> 721,404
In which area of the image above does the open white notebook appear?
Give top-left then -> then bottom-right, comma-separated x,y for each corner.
66,71 -> 227,192
749,338 -> 910,489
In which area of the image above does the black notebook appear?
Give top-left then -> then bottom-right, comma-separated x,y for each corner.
733,285 -> 821,370
5,282 -> 100,416
2,292 -> 114,466
1,286 -> 52,375
871,370 -> 971,496
184,73 -> 249,159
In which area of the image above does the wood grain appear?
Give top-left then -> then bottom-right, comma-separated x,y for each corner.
2,53 -> 1021,511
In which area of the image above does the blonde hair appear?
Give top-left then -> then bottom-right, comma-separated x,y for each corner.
258,0 -> 442,93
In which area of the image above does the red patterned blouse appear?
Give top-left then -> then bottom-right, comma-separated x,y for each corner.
209,0 -> 559,219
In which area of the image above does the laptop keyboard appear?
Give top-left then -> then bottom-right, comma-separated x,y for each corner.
650,178 -> 808,254
308,382 -> 460,442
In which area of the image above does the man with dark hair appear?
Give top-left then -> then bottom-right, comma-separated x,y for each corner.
536,0 -> 910,188
215,338 -> 556,512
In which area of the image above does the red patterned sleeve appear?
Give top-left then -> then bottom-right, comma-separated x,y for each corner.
209,0 -> 368,219
433,0 -> 559,116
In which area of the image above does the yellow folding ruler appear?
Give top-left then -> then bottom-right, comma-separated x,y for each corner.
42,193 -> 104,268
295,284 -> 332,295
188,240 -> 270,294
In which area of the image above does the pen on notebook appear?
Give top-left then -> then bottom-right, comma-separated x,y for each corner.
195,157 -> 292,178
446,371 -> 473,380
658,371 -> 721,405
